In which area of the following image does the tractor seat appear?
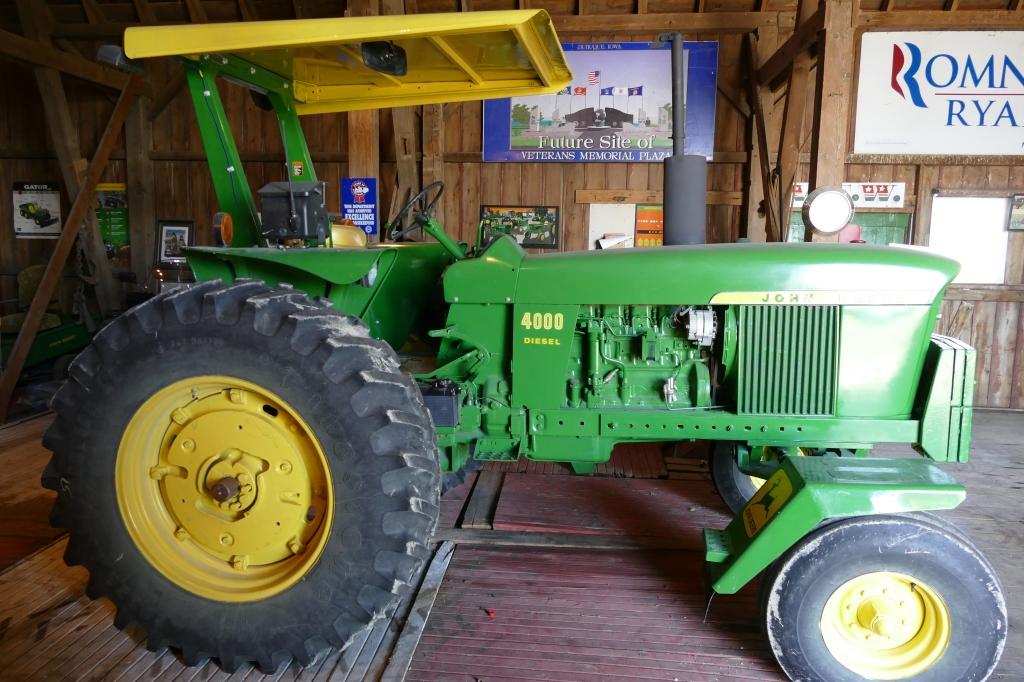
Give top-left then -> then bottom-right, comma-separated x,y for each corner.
0,265 -> 63,334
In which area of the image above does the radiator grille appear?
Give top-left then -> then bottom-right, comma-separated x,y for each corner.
737,305 -> 839,416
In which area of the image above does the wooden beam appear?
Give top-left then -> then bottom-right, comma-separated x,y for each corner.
807,0 -> 854,244
382,0 -> 419,216
553,11 -> 777,33
80,0 -> 107,23
147,70 -> 186,122
0,28 -> 128,90
858,10 -> 1024,28
757,6 -> 824,87
432,527 -> 699,551
17,0 -> 120,311
237,0 -> 256,21
461,470 -> 504,529
422,104 -> 444,224
717,81 -> 751,119
776,0 -> 817,239
808,0 -> 854,191
574,189 -> 744,206
132,0 -> 156,23
0,77 -> 143,423
126,95 -> 156,287
183,0 -> 209,22
746,30 -> 780,242
944,0 -> 960,10
347,0 -> 380,241
379,542 -> 455,681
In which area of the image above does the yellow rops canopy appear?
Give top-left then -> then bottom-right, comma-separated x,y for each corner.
123,10 -> 572,114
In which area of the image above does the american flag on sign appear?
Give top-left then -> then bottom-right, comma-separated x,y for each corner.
587,70 -> 601,85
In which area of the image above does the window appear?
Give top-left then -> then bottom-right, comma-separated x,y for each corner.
928,196 -> 1009,284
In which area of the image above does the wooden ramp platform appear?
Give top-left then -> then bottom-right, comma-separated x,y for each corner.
0,414 -> 1020,680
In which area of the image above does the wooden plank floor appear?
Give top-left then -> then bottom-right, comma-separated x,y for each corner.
0,413 -> 63,572
0,412 -> 1020,679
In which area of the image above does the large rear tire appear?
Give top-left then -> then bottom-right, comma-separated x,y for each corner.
43,280 -> 440,672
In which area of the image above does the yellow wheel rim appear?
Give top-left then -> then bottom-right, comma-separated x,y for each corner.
820,571 -> 951,680
116,376 -> 333,602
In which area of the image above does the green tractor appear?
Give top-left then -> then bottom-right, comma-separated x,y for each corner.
18,201 -> 59,228
43,11 -> 1006,680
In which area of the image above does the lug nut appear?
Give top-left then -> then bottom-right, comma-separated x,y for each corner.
210,476 -> 241,502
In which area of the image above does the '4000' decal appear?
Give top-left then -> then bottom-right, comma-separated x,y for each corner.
520,312 -> 565,331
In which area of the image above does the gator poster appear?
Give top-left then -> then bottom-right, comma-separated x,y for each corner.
483,42 -> 718,162
855,31 -> 1024,155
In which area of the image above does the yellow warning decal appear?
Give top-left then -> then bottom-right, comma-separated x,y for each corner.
742,468 -> 793,538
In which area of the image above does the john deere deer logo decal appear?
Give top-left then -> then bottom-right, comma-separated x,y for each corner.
742,469 -> 794,538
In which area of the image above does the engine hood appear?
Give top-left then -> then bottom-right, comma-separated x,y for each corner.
512,243 -> 959,306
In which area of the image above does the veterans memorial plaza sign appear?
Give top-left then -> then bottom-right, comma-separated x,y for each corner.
855,31 -> 1024,155
483,42 -> 718,162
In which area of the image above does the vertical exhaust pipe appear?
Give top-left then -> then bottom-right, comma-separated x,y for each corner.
658,33 -> 708,246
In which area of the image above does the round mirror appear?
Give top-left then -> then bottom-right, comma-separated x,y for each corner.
801,186 -> 855,235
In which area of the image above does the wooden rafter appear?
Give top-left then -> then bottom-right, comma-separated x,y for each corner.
858,10 -> 1024,27
0,27 -> 128,90
132,0 -> 156,23
757,6 -> 824,87
237,0 -> 256,21
0,76 -> 144,422
554,12 -> 774,33
184,0 -> 208,22
775,0 -> 817,239
16,0 -> 120,312
80,0 -> 107,23
746,32 -> 779,242
147,69 -> 186,121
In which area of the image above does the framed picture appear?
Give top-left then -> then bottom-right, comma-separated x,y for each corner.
1009,194 -> 1024,231
479,205 -> 559,249
158,220 -> 193,264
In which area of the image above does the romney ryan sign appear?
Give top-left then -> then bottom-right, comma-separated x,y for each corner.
854,31 -> 1024,156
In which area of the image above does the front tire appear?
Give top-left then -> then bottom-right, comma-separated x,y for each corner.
43,280 -> 440,672
762,514 -> 1006,681
710,441 -> 759,513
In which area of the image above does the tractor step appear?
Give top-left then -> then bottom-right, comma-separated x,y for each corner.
704,456 -> 966,594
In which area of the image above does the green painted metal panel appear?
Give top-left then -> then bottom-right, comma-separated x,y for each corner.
510,243 -> 958,305
442,235 -> 524,304
187,243 -> 452,348
915,334 -> 976,462
705,456 -> 965,594
184,54 -> 316,247
185,65 -> 261,247
834,304 -> 939,418
737,305 -> 838,416
510,304 -> 580,409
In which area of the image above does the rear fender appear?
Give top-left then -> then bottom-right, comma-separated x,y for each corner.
186,243 -> 452,348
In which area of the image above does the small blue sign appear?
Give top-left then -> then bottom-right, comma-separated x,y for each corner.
483,41 -> 718,163
341,177 -> 378,236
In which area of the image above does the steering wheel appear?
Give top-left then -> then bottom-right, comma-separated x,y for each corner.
387,181 -> 445,241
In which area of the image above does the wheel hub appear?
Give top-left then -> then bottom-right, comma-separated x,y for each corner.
117,376 -> 333,601
820,571 -> 951,679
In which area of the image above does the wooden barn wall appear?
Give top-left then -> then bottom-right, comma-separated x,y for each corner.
427,31 -> 749,251
1,1 -> 1021,409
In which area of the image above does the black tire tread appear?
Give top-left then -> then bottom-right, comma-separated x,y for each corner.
42,279 -> 440,673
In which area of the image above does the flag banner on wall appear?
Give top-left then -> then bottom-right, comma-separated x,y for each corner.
855,31 -> 1024,155
482,41 -> 718,163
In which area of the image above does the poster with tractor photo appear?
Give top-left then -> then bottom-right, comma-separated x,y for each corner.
12,182 -> 62,238
483,41 -> 717,163
479,205 -> 559,249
